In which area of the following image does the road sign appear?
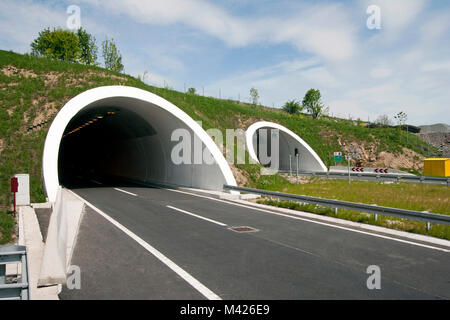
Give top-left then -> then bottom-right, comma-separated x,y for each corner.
11,177 -> 18,193
333,152 -> 342,162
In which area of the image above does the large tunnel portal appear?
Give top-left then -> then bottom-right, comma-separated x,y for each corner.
43,86 -> 236,202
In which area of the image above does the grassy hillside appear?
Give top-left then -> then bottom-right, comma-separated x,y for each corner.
0,49 -> 439,211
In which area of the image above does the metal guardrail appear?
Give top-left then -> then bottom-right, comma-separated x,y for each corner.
0,245 -> 30,300
279,170 -> 450,185
223,185 -> 450,226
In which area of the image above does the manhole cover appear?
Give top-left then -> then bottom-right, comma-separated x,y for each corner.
228,226 -> 259,233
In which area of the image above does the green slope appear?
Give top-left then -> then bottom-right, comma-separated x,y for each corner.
0,49 -> 438,211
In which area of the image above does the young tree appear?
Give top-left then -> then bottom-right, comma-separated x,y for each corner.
102,37 -> 124,73
302,88 -> 324,119
394,111 -> 407,126
250,87 -> 259,107
31,27 -> 80,62
282,100 -> 303,114
187,87 -> 196,95
375,114 -> 393,126
76,27 -> 98,65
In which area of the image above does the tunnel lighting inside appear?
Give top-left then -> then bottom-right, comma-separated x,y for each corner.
246,121 -> 327,172
43,86 -> 236,202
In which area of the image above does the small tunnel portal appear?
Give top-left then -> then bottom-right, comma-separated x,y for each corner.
246,121 -> 327,173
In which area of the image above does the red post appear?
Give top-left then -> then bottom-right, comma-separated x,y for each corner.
13,192 -> 16,218
11,177 -> 18,218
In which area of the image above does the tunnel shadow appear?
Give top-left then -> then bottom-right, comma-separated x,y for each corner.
58,106 -> 161,191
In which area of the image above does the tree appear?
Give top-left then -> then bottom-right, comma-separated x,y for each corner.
31,27 -> 80,62
394,111 -> 407,126
31,27 -> 98,65
250,87 -> 259,107
302,88 -> 324,119
282,100 -> 303,114
102,37 -> 124,73
375,114 -> 393,126
187,87 -> 196,95
76,27 -> 98,65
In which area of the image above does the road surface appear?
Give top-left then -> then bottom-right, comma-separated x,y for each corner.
59,181 -> 450,299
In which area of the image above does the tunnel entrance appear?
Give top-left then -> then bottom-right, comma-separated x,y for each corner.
246,121 -> 327,173
43,86 -> 236,202
58,106 -> 157,188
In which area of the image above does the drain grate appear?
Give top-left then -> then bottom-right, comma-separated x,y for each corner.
228,226 -> 259,233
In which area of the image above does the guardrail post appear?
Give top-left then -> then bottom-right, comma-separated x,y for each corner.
374,213 -> 378,221
426,221 -> 431,231
447,179 -> 449,187
0,264 -> 5,285
334,208 -> 338,215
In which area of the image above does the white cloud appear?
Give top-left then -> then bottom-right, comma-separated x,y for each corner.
77,0 -> 358,61
370,66 -> 392,79
364,0 -> 428,40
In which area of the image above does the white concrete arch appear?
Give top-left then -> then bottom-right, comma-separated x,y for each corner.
43,86 -> 237,202
246,121 -> 327,172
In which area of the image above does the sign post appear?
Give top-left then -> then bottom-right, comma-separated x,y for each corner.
10,177 -> 18,217
345,155 -> 351,184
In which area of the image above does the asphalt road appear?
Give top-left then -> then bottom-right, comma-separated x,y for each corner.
60,181 -> 450,300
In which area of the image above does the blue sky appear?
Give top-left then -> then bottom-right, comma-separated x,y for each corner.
1,0 -> 449,125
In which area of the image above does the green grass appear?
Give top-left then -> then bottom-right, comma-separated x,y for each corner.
258,198 -> 450,240
253,176 -> 450,240
257,176 -> 450,214
0,211 -> 15,244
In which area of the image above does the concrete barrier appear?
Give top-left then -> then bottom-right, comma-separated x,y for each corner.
38,187 -> 84,287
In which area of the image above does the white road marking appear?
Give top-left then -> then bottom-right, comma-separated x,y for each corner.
90,179 -> 102,185
114,188 -> 137,196
167,205 -> 227,227
166,188 -> 450,253
68,190 -> 222,300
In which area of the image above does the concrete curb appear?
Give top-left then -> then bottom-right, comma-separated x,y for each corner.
19,206 -> 59,300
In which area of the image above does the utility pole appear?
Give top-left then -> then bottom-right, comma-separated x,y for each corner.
346,155 -> 351,184
289,154 -> 292,178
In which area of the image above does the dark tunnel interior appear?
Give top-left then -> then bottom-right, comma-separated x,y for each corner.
58,106 -> 157,188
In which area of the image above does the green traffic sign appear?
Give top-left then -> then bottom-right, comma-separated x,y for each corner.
334,155 -> 342,162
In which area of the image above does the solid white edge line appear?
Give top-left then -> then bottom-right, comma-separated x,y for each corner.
166,205 -> 228,227
67,189 -> 222,300
166,188 -> 450,253
114,188 -> 137,196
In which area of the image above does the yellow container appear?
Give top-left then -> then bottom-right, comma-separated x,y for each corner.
423,158 -> 450,177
